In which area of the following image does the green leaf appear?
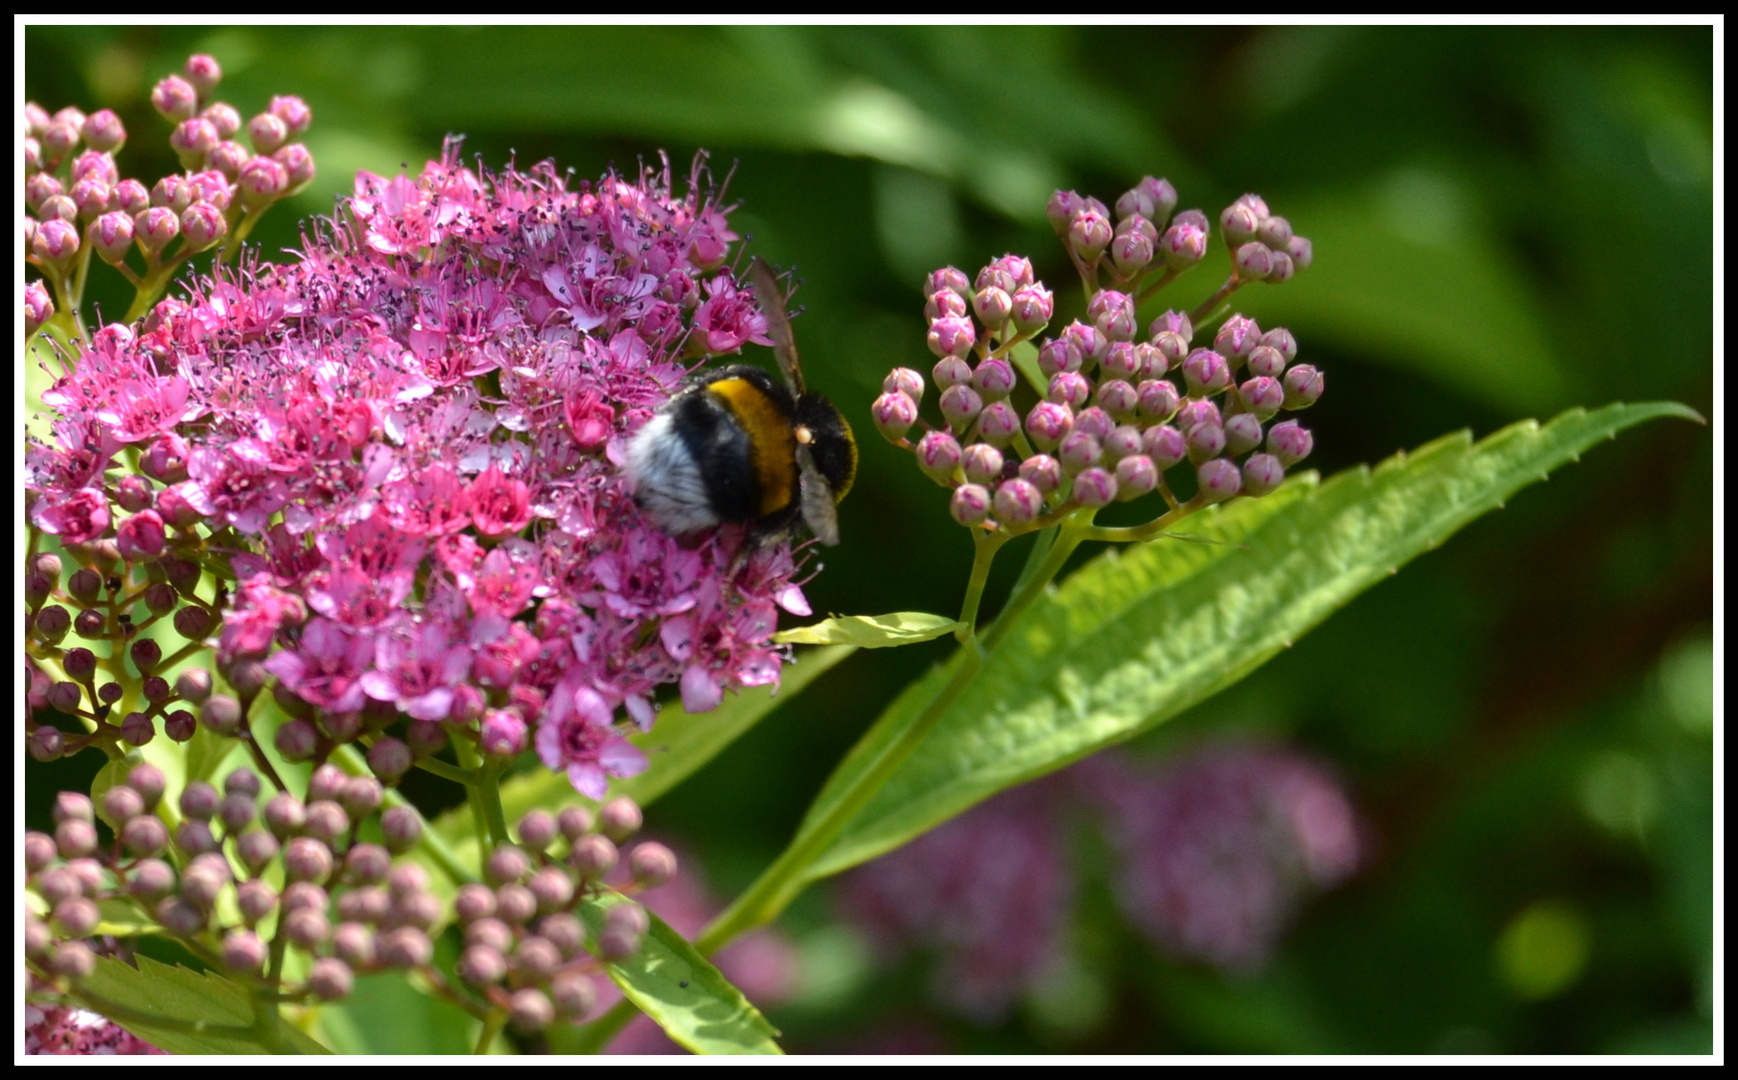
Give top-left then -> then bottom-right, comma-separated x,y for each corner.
73,954 -> 332,1055
774,612 -> 961,647
578,892 -> 783,1055
429,645 -> 853,867
796,402 -> 1699,883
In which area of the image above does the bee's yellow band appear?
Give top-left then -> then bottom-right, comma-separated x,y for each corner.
708,377 -> 797,517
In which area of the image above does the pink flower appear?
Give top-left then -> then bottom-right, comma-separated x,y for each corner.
534,681 -> 648,798
30,487 -> 110,543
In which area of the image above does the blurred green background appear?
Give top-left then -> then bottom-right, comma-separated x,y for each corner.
25,25 -> 1713,1054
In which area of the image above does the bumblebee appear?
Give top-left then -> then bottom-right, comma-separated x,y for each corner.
625,258 -> 856,545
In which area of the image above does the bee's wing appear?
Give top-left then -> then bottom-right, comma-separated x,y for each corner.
795,444 -> 840,546
749,256 -> 806,397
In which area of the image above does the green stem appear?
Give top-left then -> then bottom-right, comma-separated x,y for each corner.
954,529 -> 1010,640
1187,274 -> 1244,328
453,739 -> 510,850
1081,497 -> 1201,544
474,1010 -> 507,1055
978,509 -> 1098,654
694,636 -> 987,956
411,753 -> 478,787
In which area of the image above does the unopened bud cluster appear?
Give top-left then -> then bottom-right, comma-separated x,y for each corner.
25,762 -> 425,1008
872,180 -> 1320,532
451,798 -> 677,1034
25,53 -> 315,342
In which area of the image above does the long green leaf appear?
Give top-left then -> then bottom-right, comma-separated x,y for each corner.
429,645 -> 852,866
74,955 -> 331,1055
578,892 -> 782,1055
796,402 -> 1698,883
774,612 -> 960,647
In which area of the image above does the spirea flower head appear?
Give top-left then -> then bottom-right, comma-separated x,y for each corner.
27,141 -> 813,796
876,176 -> 1320,534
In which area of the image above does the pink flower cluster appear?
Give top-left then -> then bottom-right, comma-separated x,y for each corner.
24,1006 -> 165,1056
27,143 -> 813,797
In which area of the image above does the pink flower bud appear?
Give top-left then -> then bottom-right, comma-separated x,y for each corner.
924,265 -> 970,299
994,478 -> 1044,526
1237,376 -> 1284,419
1286,235 -> 1313,271
69,177 -> 111,220
1257,214 -> 1292,250
170,117 -> 220,170
1265,251 -> 1296,283
39,194 -> 78,223
1058,430 -> 1103,475
1186,421 -> 1226,464
972,285 -> 1012,329
1143,423 -> 1188,468
1098,379 -> 1139,422
1161,221 -> 1208,269
1282,364 -> 1325,409
113,178 -> 150,215
971,357 -> 1016,401
1235,241 -> 1273,281
1047,371 -> 1091,411
270,95 -> 313,135
1221,200 -> 1261,246
975,263 -> 1016,295
274,143 -> 316,192
31,217 -> 80,267
925,288 -> 968,320
961,443 -> 1005,485
1242,453 -> 1286,496
134,206 -> 181,254
931,355 -> 971,390
26,172 -> 63,212
238,155 -> 289,209
1062,320 -> 1108,364
1072,466 -> 1118,507
884,367 -> 925,404
977,401 -> 1021,447
915,430 -> 963,485
1196,458 -> 1242,504
80,109 -> 126,153
1103,424 -> 1144,462
1267,420 -> 1313,466
1047,189 -> 1086,233
1182,349 -> 1233,396
205,140 -> 250,181
1010,284 -> 1053,333
1246,345 -> 1287,379
152,173 -> 195,211
1115,454 -> 1159,500
1111,230 -> 1154,276
1118,176 -> 1178,224
1037,337 -> 1081,376
1224,413 -> 1264,456
1136,379 -> 1181,423
249,112 -> 289,155
25,281 -> 54,336
187,170 -> 233,209
938,383 -> 983,430
1025,401 -> 1074,451
184,54 -> 223,96
180,202 -> 228,252
41,119 -> 81,163
950,483 -> 992,527
201,102 -> 242,139
1019,454 -> 1063,495
1068,209 -> 1113,260
871,391 -> 919,442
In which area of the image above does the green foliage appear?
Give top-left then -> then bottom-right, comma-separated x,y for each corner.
75,955 -> 332,1055
578,893 -> 783,1055
797,403 -> 1698,883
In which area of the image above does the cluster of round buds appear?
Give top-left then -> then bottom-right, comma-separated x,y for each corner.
24,762 -> 424,1008
25,53 -> 315,341
26,541 -> 247,763
452,797 -> 676,1034
874,180 -> 1319,534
